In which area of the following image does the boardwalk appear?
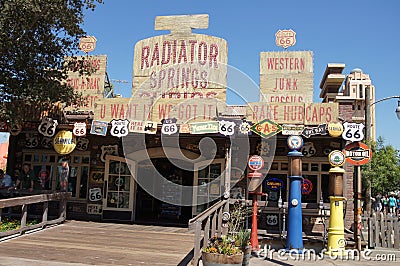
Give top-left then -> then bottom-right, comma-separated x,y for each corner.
0,220 -> 194,265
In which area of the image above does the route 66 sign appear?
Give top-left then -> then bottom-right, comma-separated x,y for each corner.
301,142 -> 316,157
219,120 -> 235,136
79,36 -> 97,53
89,188 -> 102,202
161,118 -> 178,135
76,138 -> 89,151
73,122 -> 86,137
110,119 -> 129,137
275,29 -> 296,49
266,214 -> 278,226
238,121 -> 252,135
38,117 -> 58,137
100,144 -> 118,162
342,122 -> 364,142
41,136 -> 53,149
25,132 -> 39,148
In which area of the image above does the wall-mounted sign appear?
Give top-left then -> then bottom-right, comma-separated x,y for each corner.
90,120 -> 108,136
190,121 -> 219,134
282,124 -> 304,135
238,121 -> 252,135
266,214 -> 279,226
179,123 -> 191,134
53,130 -> 76,155
302,178 -> 313,195
250,119 -> 282,139
328,122 -> 344,138
161,118 -> 178,135
301,124 -> 328,138
110,119 -> 129,137
25,133 -> 39,148
87,204 -> 102,214
343,142 -> 372,166
256,140 -> 272,156
329,150 -> 345,167
287,135 -> 303,151
89,187 -> 102,202
264,177 -> 284,191
9,124 -> 22,136
73,122 -> 87,137
248,155 -> 264,171
79,36 -> 97,53
75,137 -> 89,151
219,120 -> 235,136
100,144 -> 119,163
90,170 -> 104,184
301,142 -> 316,157
41,136 -> 53,149
38,117 -> 58,137
275,29 -> 296,49
342,122 -> 365,142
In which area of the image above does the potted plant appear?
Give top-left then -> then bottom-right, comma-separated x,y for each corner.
234,229 -> 251,266
202,235 -> 244,266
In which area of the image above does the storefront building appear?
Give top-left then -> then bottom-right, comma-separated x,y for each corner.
5,14 -> 373,233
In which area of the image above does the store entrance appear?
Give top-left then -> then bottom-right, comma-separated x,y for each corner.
135,158 -> 193,226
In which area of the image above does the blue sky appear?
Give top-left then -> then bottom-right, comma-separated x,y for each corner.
82,0 -> 400,150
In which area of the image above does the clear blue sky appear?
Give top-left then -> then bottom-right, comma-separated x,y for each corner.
82,0 -> 400,150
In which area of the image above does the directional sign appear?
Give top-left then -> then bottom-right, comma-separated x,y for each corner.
343,142 -> 372,166
250,119 -> 282,139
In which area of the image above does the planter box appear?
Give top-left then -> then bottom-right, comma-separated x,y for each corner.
202,251 -> 243,266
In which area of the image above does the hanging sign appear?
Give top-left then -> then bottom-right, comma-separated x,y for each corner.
100,144 -> 119,163
329,150 -> 345,167
250,119 -> 282,139
301,124 -> 328,138
219,120 -> 235,136
282,124 -> 304,136
190,121 -> 219,134
275,29 -> 296,49
38,117 -> 58,137
41,136 -> 53,149
161,118 -> 178,135
328,122 -> 344,138
264,178 -> 284,191
301,142 -> 316,157
287,135 -> 303,151
90,120 -> 108,136
110,119 -> 129,137
53,130 -> 76,155
343,142 -> 372,166
25,133 -> 39,148
302,178 -> 313,195
73,122 -> 87,137
76,137 -> 89,151
342,122 -> 364,142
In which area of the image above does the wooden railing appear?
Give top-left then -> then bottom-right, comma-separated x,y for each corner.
188,200 -> 229,266
0,192 -> 71,239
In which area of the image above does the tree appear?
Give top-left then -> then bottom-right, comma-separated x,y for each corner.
0,0 -> 102,125
362,137 -> 400,196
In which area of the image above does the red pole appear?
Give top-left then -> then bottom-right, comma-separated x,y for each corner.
250,193 -> 259,251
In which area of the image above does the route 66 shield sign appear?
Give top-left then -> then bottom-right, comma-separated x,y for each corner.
110,119 -> 129,137
161,118 -> 178,135
219,120 -> 235,136
275,29 -> 296,49
73,122 -> 87,137
38,117 -> 58,137
342,122 -> 365,142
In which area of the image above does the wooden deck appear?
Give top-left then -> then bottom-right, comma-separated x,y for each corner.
0,220 -> 194,265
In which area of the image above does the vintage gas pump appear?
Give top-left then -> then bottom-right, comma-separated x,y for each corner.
325,150 -> 347,256
247,155 -> 266,252
286,135 -> 304,252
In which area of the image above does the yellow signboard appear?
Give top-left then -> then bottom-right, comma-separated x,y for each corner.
53,130 -> 76,155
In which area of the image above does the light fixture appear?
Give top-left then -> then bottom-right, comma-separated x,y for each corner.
396,100 -> 400,120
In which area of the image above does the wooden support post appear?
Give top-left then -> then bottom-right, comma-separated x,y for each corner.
43,201 -> 49,225
192,220 -> 202,266
21,204 -> 27,233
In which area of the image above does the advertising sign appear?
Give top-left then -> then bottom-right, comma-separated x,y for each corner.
343,142 -> 372,166
250,119 -> 282,139
302,178 -> 313,195
287,135 -> 303,151
301,124 -> 328,138
264,177 -> 284,191
53,130 -> 76,155
329,150 -> 345,167
328,122 -> 344,138
248,155 -> 264,171
90,120 -> 108,136
282,124 -> 304,135
189,121 -> 219,134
